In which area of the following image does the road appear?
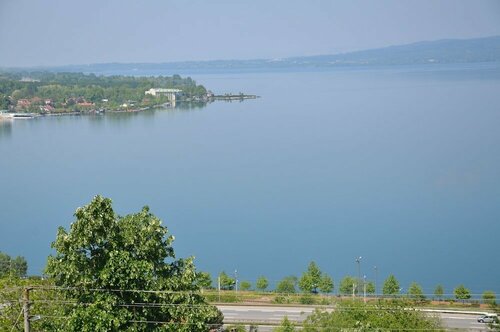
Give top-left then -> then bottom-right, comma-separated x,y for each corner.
439,312 -> 491,331
218,305 -> 492,331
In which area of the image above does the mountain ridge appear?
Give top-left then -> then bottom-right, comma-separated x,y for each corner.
4,35 -> 500,73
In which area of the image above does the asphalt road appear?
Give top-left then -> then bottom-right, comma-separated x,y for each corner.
218,305 -> 492,331
439,312 -> 491,331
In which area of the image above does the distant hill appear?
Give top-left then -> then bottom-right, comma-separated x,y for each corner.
287,35 -> 500,66
5,35 -> 500,74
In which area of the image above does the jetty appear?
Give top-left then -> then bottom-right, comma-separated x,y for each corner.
212,94 -> 259,101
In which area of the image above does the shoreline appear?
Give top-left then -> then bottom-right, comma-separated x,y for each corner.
0,94 -> 260,119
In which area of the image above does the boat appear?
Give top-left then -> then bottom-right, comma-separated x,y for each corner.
0,112 -> 38,119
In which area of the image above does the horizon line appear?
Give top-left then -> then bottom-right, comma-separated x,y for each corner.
2,34 -> 500,70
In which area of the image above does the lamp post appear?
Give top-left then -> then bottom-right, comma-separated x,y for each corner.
234,270 -> 238,294
355,256 -> 362,296
217,275 -> 221,302
374,266 -> 378,297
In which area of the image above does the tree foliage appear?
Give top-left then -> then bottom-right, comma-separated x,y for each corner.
298,262 -> 322,293
382,274 -> 400,295
298,261 -> 333,294
44,195 -> 223,331
195,271 -> 213,289
276,276 -> 297,294
339,276 -> 357,295
302,300 -> 443,331
0,277 -> 60,331
408,282 -> 426,301
0,71 -> 208,113
318,275 -> 334,293
224,324 -> 246,332
482,290 -> 496,305
454,284 -> 471,301
434,284 -> 444,299
240,281 -> 252,291
0,93 -> 11,109
0,251 -> 27,278
256,275 -> 269,291
219,271 -> 236,290
365,281 -> 376,294
273,316 -> 296,332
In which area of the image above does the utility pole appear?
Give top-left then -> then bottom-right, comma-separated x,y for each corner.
23,287 -> 31,332
374,266 -> 378,297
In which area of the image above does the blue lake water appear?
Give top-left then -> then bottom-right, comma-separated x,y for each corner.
1,63 -> 499,296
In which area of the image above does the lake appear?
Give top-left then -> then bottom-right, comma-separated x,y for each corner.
1,63 -> 499,296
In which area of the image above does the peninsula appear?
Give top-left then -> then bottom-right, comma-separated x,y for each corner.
0,72 -> 257,116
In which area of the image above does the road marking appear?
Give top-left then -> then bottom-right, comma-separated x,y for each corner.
443,316 -> 475,320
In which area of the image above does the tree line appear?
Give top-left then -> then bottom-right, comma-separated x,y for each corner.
0,252 -> 27,278
197,268 -> 496,305
0,71 -> 208,112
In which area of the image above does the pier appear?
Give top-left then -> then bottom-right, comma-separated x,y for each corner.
212,94 -> 259,101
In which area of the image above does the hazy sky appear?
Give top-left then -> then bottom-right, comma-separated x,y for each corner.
1,0 -> 500,67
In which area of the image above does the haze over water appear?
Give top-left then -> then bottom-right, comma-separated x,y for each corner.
1,63 -> 499,295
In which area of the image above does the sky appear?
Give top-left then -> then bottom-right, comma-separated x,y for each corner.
0,0 -> 500,67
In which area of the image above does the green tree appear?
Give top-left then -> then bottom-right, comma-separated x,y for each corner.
11,256 -> 27,278
0,252 -> 27,278
318,275 -> 334,293
382,274 -> 400,296
482,290 -> 496,305
0,94 -> 11,109
219,271 -> 236,290
299,261 -> 322,293
302,300 -> 443,331
434,284 -> 444,300
276,276 -> 297,294
256,276 -> 269,292
339,276 -> 357,295
0,252 -> 10,277
454,284 -> 471,302
365,281 -> 375,294
408,282 -> 426,301
273,316 -> 296,332
45,195 -> 223,332
240,280 -> 252,291
196,271 -> 213,289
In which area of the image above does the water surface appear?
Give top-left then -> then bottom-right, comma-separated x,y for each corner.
1,63 -> 499,296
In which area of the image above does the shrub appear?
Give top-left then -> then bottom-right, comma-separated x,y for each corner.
274,295 -> 291,304
300,294 -> 316,305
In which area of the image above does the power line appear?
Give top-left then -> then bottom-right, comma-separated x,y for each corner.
25,285 -> 495,297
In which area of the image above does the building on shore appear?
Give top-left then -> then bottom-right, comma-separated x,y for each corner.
145,88 -> 182,102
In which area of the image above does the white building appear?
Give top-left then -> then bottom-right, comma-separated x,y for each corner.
145,88 -> 182,102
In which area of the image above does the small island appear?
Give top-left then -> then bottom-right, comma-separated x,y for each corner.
0,71 -> 258,117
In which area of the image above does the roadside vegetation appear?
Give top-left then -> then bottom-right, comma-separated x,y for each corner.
275,300 -> 444,331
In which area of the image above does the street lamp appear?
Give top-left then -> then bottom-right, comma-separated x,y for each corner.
374,266 -> 378,297
234,270 -> 238,294
355,256 -> 362,296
